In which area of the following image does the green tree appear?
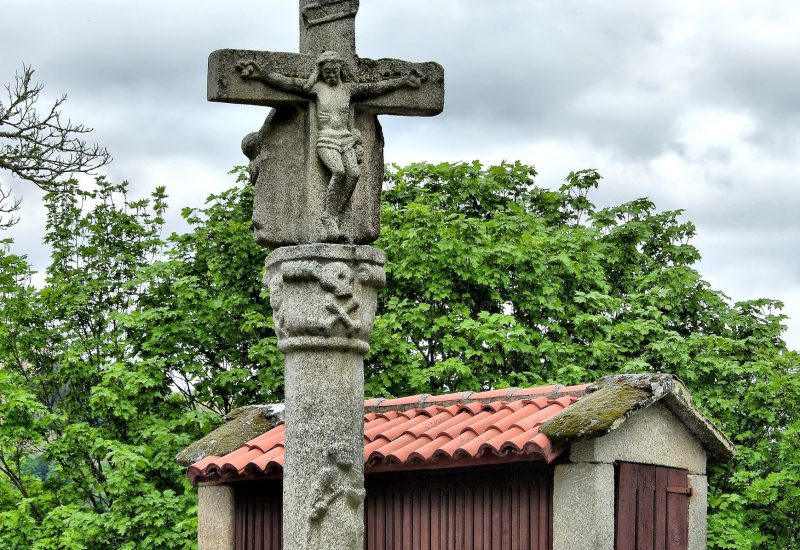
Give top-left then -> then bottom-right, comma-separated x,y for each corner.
0,169 -> 273,549
371,161 -> 800,547
0,179 -> 200,548
127,171 -> 279,416
0,161 -> 797,548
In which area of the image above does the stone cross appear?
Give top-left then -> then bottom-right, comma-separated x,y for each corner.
208,0 -> 444,246
207,2 -> 443,549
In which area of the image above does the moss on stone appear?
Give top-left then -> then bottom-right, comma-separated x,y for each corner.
540,373 -> 736,462
175,405 -> 283,467
540,380 -> 651,443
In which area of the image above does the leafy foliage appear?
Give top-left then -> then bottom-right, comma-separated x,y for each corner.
374,162 -> 800,547
0,161 -> 797,548
0,178 -> 199,549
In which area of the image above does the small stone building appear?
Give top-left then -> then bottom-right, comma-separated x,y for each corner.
179,373 -> 733,550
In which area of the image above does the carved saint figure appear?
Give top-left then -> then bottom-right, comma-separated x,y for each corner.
237,51 -> 421,240
307,443 -> 365,549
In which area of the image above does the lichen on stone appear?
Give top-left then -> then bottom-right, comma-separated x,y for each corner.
175,404 -> 284,467
538,373 -> 680,443
540,381 -> 651,443
539,372 -> 735,465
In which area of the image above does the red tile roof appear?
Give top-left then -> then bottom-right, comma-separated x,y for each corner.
188,383 -> 588,484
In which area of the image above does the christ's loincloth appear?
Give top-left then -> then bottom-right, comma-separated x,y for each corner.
317,128 -> 364,163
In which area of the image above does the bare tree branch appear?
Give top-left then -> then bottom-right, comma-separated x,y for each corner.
0,65 -> 111,192
0,183 -> 21,229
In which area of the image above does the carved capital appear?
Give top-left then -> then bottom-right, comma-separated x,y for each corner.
265,244 -> 385,354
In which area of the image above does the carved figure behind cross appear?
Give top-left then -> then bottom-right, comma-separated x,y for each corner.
236,51 -> 422,241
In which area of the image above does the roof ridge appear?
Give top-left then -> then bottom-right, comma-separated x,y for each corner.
365,384 -> 589,414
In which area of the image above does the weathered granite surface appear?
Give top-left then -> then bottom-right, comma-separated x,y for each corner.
197,485 -> 235,550
552,463 -> 615,550
688,474 -> 709,550
265,243 -> 384,550
264,244 -> 385,355
208,1 -> 444,247
207,3 -> 442,548
299,0 -> 358,57
569,402 -> 708,474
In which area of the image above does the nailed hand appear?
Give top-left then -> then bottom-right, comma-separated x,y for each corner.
236,60 -> 264,80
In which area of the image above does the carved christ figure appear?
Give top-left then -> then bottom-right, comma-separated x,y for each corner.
237,51 -> 421,240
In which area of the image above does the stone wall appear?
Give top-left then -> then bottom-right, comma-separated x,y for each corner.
197,484 -> 235,550
552,403 -> 708,550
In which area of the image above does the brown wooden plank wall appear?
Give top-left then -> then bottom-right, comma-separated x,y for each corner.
235,479 -> 283,550
615,462 -> 690,550
235,464 -> 553,550
364,464 -> 552,550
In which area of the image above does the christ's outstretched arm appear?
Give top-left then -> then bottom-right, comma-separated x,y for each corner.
236,61 -> 310,96
352,72 -> 422,99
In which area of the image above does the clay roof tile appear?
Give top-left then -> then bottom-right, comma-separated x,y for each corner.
187,375 -> 734,484
188,381 -> 591,483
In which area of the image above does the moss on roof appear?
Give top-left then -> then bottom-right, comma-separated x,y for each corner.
539,380 -> 651,442
540,373 -> 735,462
175,405 -> 284,467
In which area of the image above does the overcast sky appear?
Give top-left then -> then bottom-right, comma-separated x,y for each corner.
2,0 -> 799,349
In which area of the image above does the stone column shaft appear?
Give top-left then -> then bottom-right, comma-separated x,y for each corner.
265,244 -> 384,550
283,350 -> 364,549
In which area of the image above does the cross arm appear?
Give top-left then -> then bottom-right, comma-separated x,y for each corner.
208,49 -> 314,107
353,58 -> 444,117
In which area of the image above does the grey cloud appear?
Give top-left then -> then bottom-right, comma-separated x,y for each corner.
700,26 -> 800,118
360,0 -> 701,159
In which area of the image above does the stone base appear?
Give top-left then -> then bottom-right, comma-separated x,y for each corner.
552,463 -> 615,550
688,475 -> 708,550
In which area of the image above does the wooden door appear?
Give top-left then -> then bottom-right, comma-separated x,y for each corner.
615,462 -> 690,550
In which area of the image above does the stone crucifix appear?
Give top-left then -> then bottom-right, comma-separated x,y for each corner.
208,0 -> 444,246
207,1 -> 443,549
